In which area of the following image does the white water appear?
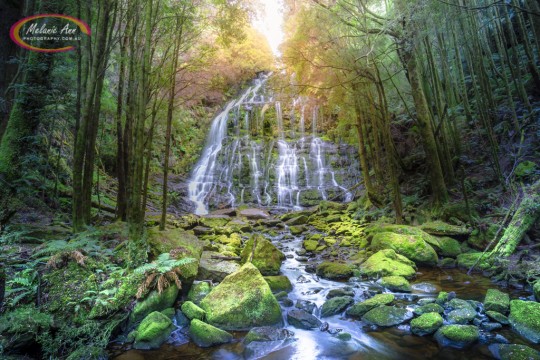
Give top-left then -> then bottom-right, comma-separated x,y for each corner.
187,75 -> 358,214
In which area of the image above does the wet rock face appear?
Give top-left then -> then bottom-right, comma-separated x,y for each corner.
434,325 -> 479,349
287,309 -> 322,329
509,300 -> 540,343
320,296 -> 354,317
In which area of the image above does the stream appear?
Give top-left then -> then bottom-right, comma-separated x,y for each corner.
115,225 -> 540,360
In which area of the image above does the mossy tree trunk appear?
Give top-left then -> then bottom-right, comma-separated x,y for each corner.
492,180 -> 540,257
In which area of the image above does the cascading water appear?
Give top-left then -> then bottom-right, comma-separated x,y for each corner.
188,74 -> 358,215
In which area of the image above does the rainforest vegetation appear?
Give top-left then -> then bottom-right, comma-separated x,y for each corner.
0,0 -> 539,359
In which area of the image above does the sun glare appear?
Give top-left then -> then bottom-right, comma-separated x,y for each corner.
252,0 -> 285,57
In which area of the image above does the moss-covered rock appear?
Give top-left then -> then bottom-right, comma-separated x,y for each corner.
361,305 -> 412,327
414,303 -> 444,315
456,252 -> 491,270
316,262 -> 353,280
486,310 -> 509,325
320,296 -> 354,317
264,276 -> 293,293
303,239 -> 319,252
437,237 -> 462,258
130,285 -> 179,325
447,308 -> 477,324
200,215 -> 230,229
411,312 -> 443,336
484,289 -> 510,314
337,332 -> 352,341
346,294 -> 395,318
289,225 -> 306,235
181,301 -> 206,321
509,300 -> 540,343
379,276 -> 411,292
197,251 -> 241,282
488,343 -> 540,360
360,249 -> 417,279
327,287 -> 355,299
200,263 -> 282,330
133,311 -> 174,350
187,281 -> 212,306
240,234 -> 285,276
189,319 -> 233,347
434,325 -> 479,348
370,232 -> 438,266
243,326 -> 293,344
286,215 -> 309,225
146,226 -> 203,283
420,221 -> 471,236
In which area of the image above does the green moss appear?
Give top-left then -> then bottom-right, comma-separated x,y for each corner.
200,216 -> 230,229
447,308 -> 476,324
303,240 -> 318,252
200,263 -> 282,330
515,161 -> 537,178
240,234 -> 285,276
189,319 -> 233,348
486,311 -> 509,325
484,289 -> 510,314
419,221 -> 471,236
264,276 -> 293,293
509,300 -> 540,343
337,332 -> 352,341
360,249 -> 417,279
0,305 -> 53,336
134,311 -> 174,350
321,296 -> 354,317
435,325 -> 479,348
181,301 -> 206,321
65,346 -> 109,360
379,276 -> 411,292
187,281 -> 212,306
437,237 -> 462,258
414,303 -> 444,315
316,262 -> 353,280
490,344 -> 540,360
361,305 -> 412,327
411,312 -> 443,336
436,291 -> 449,305
370,232 -> 438,266
346,294 -> 395,318
289,225 -> 305,235
129,285 -> 179,325
456,252 -> 491,270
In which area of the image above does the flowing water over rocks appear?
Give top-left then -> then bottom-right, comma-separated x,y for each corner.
188,75 -> 358,215
116,217 -> 540,360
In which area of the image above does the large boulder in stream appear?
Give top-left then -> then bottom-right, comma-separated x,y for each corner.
509,300 -> 540,343
287,309 -> 322,329
484,289 -> 510,314
361,305 -> 413,327
370,232 -> 438,266
133,311 -> 175,350
189,319 -> 233,347
197,251 -> 241,282
129,285 -> 179,325
360,249 -> 417,279
200,263 -> 282,330
240,234 -> 285,276
346,294 -> 395,318
410,312 -> 443,336
316,261 -> 354,280
489,344 -> 540,360
434,325 -> 479,349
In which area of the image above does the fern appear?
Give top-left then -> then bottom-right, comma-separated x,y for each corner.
133,253 -> 196,298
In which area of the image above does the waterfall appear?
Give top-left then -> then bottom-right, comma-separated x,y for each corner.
188,74 -> 359,214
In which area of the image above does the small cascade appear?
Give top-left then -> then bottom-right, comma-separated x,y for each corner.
187,74 -> 360,214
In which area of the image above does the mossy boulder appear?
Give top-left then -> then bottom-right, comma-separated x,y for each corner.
189,319 -> 233,347
321,296 -> 354,317
303,239 -> 319,252
436,237 -> 462,258
379,276 -> 411,292
289,225 -> 306,235
366,224 -> 440,248
486,311 -> 509,325
181,301 -> 206,321
327,287 -> 355,299
146,226 -> 203,283
370,232 -> 438,266
488,344 -> 540,360
130,285 -> 179,325
414,303 -> 444,315
411,312 -> 443,336
286,215 -> 309,225
264,275 -> 293,293
316,262 -> 354,280
200,263 -> 282,330
484,289 -> 510,314
447,308 -> 477,324
133,311 -> 174,350
240,234 -> 285,276
420,221 -> 471,236
509,300 -> 540,343
346,294 -> 395,318
361,305 -> 413,327
456,252 -> 491,270
239,208 -> 270,220
199,215 -> 230,230
243,326 -> 294,344
197,251 -> 241,282
434,325 -> 479,348
360,249 -> 417,279
187,281 -> 212,306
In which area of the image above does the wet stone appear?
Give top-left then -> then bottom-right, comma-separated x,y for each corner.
481,322 -> 503,331
411,282 -> 439,294
295,300 -> 317,314
287,309 -> 322,330
297,275 -> 311,283
326,287 -> 355,299
296,256 -> 308,262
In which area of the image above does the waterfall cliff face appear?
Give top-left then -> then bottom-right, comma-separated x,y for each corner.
188,75 -> 360,215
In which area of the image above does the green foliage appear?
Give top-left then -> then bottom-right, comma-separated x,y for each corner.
4,267 -> 38,309
134,253 -> 196,297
